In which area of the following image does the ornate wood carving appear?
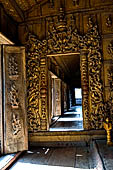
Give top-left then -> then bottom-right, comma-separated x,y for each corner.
86,17 -> 104,129
108,41 -> 113,56
105,42 -> 113,124
8,54 -> 19,79
3,46 -> 28,154
26,12 -> 104,130
80,50 -> 90,129
9,82 -> 19,109
12,113 -> 21,136
26,33 -> 48,132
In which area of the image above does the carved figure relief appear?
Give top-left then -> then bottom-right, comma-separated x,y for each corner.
108,41 -> 113,56
106,15 -> 112,27
8,54 -> 19,79
9,83 -> 19,109
12,113 -> 21,136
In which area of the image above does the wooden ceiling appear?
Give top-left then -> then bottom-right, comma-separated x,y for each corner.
0,0 -> 45,22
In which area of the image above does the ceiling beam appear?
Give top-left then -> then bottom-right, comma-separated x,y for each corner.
9,0 -> 25,21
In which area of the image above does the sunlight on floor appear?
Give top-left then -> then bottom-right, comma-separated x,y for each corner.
50,128 -> 84,131
0,154 -> 14,169
10,162 -> 97,170
57,118 -> 83,121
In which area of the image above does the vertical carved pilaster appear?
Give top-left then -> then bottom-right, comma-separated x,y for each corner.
80,49 -> 90,129
40,57 -> 48,130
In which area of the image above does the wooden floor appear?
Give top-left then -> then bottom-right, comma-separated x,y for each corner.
10,142 -> 96,170
50,106 -> 83,131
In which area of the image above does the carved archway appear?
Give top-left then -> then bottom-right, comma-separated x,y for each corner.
26,14 -> 104,132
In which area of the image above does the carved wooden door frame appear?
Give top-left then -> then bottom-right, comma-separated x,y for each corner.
26,16 -> 104,132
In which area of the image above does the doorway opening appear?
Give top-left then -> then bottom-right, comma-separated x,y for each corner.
48,53 -> 83,131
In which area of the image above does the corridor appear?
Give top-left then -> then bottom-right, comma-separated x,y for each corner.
50,106 -> 83,131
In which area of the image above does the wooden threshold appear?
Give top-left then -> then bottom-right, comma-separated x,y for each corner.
0,151 -> 23,170
29,130 -> 106,146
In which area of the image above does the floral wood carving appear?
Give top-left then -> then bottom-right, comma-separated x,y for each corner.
26,13 -> 104,131
108,41 -> 113,56
26,33 -> 48,132
9,83 -> 19,109
86,17 -> 104,129
12,113 -> 21,136
106,62 -> 113,124
8,54 -> 19,79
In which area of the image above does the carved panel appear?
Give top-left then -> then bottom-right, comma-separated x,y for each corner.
101,13 -> 113,34
80,50 -> 90,129
90,0 -> 113,7
102,36 -> 113,60
103,62 -> 112,87
65,0 -> 86,11
3,46 -> 28,154
40,57 -> 48,130
26,33 -> 48,132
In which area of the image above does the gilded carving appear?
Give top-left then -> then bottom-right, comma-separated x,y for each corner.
85,17 -> 104,129
108,41 -> 113,56
26,33 -> 48,132
12,113 -> 21,136
80,51 -> 90,129
47,9 -> 80,54
9,83 -> 19,109
26,13 -> 104,131
8,54 -> 19,79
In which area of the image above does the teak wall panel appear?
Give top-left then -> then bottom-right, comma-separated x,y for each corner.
90,0 -> 113,7
102,36 -> 113,60
65,0 -> 86,11
101,13 -> 113,35
41,1 -> 60,16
